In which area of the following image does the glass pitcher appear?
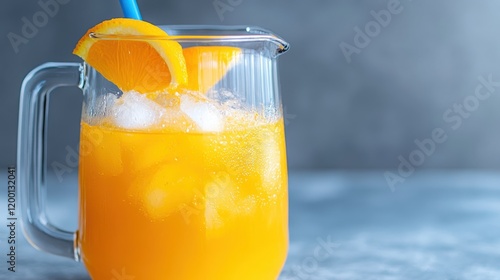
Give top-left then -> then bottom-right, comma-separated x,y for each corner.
18,25 -> 289,280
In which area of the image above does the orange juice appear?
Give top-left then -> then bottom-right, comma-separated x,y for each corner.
77,118 -> 288,280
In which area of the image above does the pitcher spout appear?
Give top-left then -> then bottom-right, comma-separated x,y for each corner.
244,26 -> 290,56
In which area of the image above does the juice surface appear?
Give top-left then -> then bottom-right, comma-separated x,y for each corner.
77,119 -> 288,280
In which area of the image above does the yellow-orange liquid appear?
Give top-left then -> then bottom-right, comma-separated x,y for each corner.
77,119 -> 288,280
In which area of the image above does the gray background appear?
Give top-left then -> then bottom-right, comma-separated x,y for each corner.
3,0 -> 500,170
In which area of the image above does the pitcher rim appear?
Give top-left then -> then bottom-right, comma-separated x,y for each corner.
89,25 -> 289,54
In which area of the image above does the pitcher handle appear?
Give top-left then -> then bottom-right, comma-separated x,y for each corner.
18,62 -> 83,260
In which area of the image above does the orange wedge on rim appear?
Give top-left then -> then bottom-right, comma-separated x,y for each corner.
183,46 -> 241,93
73,18 -> 187,93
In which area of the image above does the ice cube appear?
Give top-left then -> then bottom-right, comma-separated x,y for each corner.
204,173 -> 256,237
112,91 -> 165,129
82,92 -> 117,125
261,137 -> 283,194
207,89 -> 245,111
180,94 -> 224,132
204,172 -> 238,232
128,164 -> 197,219
153,92 -> 180,107
161,107 -> 196,131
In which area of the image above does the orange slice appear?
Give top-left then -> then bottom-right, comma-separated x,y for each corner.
73,18 -> 187,93
183,46 -> 241,93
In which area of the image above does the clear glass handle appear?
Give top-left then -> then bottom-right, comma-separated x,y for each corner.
18,62 -> 82,260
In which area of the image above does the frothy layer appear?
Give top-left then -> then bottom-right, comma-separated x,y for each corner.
89,89 -> 274,133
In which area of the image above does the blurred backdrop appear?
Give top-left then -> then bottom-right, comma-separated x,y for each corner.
3,0 -> 500,170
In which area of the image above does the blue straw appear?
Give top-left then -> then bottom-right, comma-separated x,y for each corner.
119,0 -> 142,20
